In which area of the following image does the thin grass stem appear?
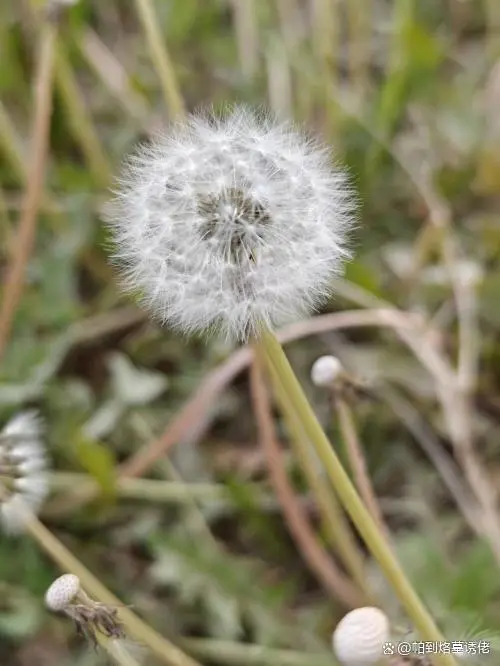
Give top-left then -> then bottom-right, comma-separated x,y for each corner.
335,396 -> 390,541
0,100 -> 27,183
54,42 -> 111,186
134,0 -> 185,118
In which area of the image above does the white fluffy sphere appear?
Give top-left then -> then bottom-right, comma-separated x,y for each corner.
105,106 -> 354,341
332,606 -> 390,665
45,574 -> 81,611
311,355 -> 343,387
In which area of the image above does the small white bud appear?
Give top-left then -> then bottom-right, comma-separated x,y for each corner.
45,574 -> 81,611
332,606 -> 390,665
311,355 -> 343,387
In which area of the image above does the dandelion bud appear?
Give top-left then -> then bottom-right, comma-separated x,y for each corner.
45,574 -> 81,611
332,606 -> 390,665
105,106 -> 354,341
0,411 -> 48,533
311,355 -> 344,387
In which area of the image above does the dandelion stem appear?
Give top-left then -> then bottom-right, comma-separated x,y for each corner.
258,329 -> 457,666
250,351 -> 364,608
22,512 -> 201,666
264,359 -> 371,600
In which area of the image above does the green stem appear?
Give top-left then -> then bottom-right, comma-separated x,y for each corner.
134,0 -> 185,118
23,512 -> 201,666
48,472 -> 276,510
310,0 -> 340,137
0,101 -> 56,211
265,360 -> 371,600
181,638 -> 335,666
0,188 -> 11,241
54,43 -> 111,186
0,100 -> 27,183
258,329 -> 456,666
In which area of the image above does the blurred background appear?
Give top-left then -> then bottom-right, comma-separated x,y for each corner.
1,0 -> 500,664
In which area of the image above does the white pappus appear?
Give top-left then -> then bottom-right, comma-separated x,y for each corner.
105,106 -> 355,341
0,411 -> 48,533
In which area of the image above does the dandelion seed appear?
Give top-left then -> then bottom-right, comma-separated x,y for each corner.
332,606 -> 390,665
105,106 -> 355,341
0,411 -> 48,533
108,637 -> 147,665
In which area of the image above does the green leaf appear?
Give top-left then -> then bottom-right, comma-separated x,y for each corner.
0,589 -> 42,640
150,531 -> 298,645
450,541 -> 498,612
73,433 -> 117,501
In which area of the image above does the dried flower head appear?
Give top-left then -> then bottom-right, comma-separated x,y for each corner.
105,106 -> 354,341
0,411 -> 48,533
45,574 -> 125,646
311,355 -> 344,387
45,573 -> 81,611
332,606 -> 390,665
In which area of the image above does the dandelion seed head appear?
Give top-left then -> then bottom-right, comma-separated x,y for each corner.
105,106 -> 355,341
0,411 -> 48,533
45,574 -> 81,611
332,606 -> 390,665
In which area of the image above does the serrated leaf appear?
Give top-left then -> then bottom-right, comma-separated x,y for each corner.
150,532 -> 297,644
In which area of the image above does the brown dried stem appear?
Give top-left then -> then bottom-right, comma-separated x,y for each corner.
249,349 -> 363,608
0,17 -> 57,364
